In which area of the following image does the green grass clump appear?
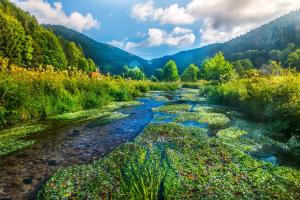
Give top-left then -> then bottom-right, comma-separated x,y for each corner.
49,101 -> 139,121
175,109 -> 230,128
200,74 -> 300,137
153,104 -> 192,114
0,123 -> 47,157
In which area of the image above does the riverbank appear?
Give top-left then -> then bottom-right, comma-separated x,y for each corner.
39,89 -> 300,199
0,66 -> 178,129
0,101 -> 142,158
0,91 -> 172,199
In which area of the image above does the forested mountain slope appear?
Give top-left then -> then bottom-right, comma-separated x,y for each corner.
45,25 -> 150,75
151,10 -> 300,71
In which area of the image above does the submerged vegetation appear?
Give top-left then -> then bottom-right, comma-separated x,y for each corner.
39,93 -> 300,199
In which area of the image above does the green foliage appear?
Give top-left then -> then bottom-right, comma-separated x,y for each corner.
163,60 -> 179,82
288,49 -> 300,70
0,11 -> 33,66
0,65 -> 176,128
31,27 -> 67,69
181,64 -> 200,82
202,52 -> 237,82
201,74 -> 300,136
123,66 -> 146,80
155,68 -> 164,81
0,123 -> 47,157
0,1 -> 97,72
232,59 -> 254,77
260,60 -> 284,75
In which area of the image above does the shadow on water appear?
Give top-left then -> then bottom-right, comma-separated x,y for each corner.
0,92 -> 175,200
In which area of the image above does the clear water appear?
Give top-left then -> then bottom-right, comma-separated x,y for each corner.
0,89 -> 299,200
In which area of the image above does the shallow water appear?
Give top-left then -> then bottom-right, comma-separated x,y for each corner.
0,89 -> 299,199
0,92 -> 172,200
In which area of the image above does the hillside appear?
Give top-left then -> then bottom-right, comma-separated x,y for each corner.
45,25 -> 150,75
151,10 -> 300,71
0,0 -> 97,72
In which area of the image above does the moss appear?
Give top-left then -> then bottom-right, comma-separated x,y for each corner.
0,123 -> 47,157
49,101 -> 140,121
40,122 -> 300,200
175,110 -> 230,128
153,104 -> 192,114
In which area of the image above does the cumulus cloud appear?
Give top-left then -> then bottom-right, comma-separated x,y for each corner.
147,27 -> 195,47
108,27 -> 195,51
131,0 -> 300,46
131,0 -> 195,25
11,0 -> 100,32
188,0 -> 300,46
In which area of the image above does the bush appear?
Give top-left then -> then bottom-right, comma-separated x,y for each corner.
201,74 -> 300,136
0,65 -> 177,128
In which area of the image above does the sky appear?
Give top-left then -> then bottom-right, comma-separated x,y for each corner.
11,0 -> 300,60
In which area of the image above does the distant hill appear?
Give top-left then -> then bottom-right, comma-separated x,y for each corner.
45,25 -> 150,75
151,10 -> 300,72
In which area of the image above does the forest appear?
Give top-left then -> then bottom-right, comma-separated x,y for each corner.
0,0 -> 300,199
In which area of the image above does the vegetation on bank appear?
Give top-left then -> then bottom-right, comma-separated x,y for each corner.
0,63 -> 178,129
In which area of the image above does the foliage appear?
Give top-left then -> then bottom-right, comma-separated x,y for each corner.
232,59 -> 254,77
260,60 -> 284,75
163,60 -> 179,82
0,11 -> 33,66
0,0 -> 97,72
181,64 -> 200,82
288,49 -> 300,70
123,65 -> 146,80
202,52 -> 238,82
0,63 -> 177,128
0,123 -> 47,157
200,74 -> 300,136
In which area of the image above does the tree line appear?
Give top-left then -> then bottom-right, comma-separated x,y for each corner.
0,0 -> 96,72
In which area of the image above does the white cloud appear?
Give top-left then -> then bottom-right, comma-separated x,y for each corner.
147,27 -> 195,47
131,0 -> 195,25
11,0 -> 100,32
131,0 -> 300,46
188,0 -> 300,46
108,27 -> 195,51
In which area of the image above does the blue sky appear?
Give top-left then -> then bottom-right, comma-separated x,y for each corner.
12,0 -> 300,60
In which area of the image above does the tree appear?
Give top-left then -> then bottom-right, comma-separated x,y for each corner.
124,67 -> 146,80
288,49 -> 300,70
31,27 -> 67,69
232,59 -> 254,77
260,60 -> 284,75
181,64 -> 199,82
202,52 -> 237,82
155,68 -> 164,81
0,12 -> 33,66
163,60 -> 179,82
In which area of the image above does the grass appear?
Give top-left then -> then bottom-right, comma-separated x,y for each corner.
49,101 -> 140,121
0,66 -> 178,129
0,123 -> 48,157
153,104 -> 192,114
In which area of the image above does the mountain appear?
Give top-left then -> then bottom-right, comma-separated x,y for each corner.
45,25 -> 150,75
151,9 -> 300,72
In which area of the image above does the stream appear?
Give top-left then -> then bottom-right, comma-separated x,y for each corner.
0,89 -> 299,200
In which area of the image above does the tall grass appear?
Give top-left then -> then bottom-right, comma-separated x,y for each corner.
0,65 -> 178,128
200,74 -> 300,136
